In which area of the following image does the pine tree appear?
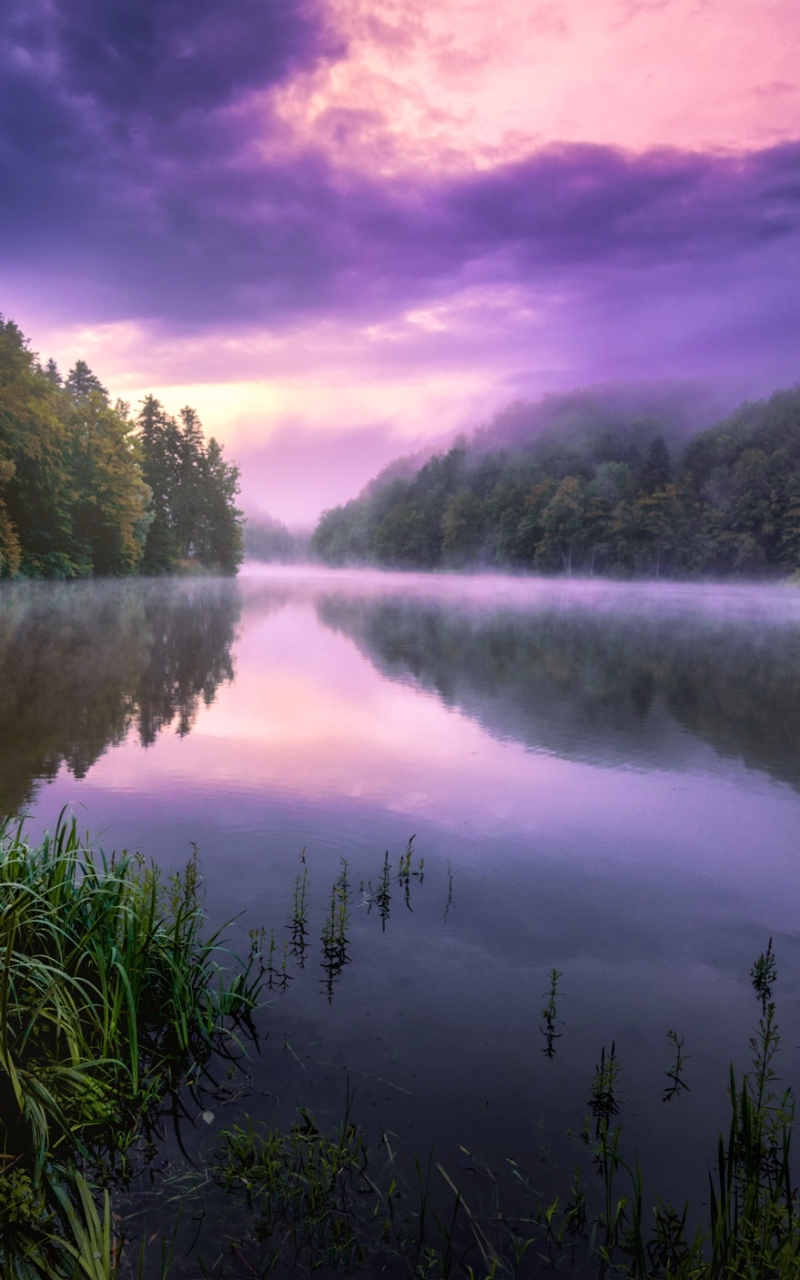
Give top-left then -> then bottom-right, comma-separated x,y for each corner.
137,396 -> 181,573
0,317 -> 76,577
197,437 -> 244,575
65,370 -> 149,574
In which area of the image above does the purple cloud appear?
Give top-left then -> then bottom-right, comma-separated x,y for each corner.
1,1 -> 800,391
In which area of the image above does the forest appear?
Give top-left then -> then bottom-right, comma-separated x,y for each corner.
0,316 -> 243,577
312,385 -> 800,577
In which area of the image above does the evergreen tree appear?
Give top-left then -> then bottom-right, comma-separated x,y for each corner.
0,315 -> 245,579
197,437 -> 244,574
64,360 -> 108,403
137,396 -> 181,573
65,374 -> 149,574
176,406 -> 205,557
0,317 -> 76,577
137,400 -> 243,575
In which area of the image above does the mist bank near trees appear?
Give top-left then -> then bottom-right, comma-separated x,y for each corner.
0,315 -> 243,578
312,384 -> 800,578
244,513 -> 311,563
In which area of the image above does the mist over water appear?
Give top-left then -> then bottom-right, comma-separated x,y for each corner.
6,566 -> 800,1255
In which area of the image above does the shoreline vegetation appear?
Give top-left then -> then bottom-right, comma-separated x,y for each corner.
0,316 -> 243,580
8,304 -> 800,587
311,386 -> 800,581
3,818 -> 798,1279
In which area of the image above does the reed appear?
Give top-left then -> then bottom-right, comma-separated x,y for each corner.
0,813 -> 262,1279
397,836 -> 424,911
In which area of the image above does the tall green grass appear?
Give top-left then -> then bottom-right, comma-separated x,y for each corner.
0,813 -> 262,1278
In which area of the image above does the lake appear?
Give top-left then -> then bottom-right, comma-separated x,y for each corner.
5,565 -> 800,1272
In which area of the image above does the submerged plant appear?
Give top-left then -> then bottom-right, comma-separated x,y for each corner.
321,859 -> 352,1001
288,851 -> 309,965
536,942 -> 800,1279
397,836 -> 423,911
375,850 -> 392,929
662,1031 -> 690,1104
540,969 -> 563,1059
444,858 -> 455,924
211,1104 -> 404,1275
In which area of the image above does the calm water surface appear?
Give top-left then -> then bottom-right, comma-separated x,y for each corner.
4,565 -> 800,1259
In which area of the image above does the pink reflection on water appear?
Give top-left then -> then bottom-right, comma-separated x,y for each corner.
32,567 -> 800,933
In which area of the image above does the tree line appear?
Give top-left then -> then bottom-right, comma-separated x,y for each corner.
312,386 -> 800,577
243,512 -> 311,563
0,315 -> 243,578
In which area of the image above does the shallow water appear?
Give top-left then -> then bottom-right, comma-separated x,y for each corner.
6,565 -> 800,1266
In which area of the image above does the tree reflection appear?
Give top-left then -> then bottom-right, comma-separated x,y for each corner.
316,591 -> 800,789
0,579 -> 240,816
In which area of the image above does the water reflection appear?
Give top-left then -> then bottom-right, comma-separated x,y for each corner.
9,569 -> 800,1262
0,579 -> 240,816
315,585 -> 800,789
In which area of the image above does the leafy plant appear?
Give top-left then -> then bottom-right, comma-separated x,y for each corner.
0,813 -> 262,1278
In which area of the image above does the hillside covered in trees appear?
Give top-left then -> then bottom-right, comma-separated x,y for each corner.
0,315 -> 243,578
312,386 -> 800,577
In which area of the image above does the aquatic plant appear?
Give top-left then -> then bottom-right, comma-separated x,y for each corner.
540,968 -> 563,1059
6,820 -> 797,1280
288,851 -> 309,964
321,859 -> 352,1001
397,836 -> 424,911
0,814 -> 262,1278
204,945 -> 800,1279
534,940 -> 800,1279
211,1104 -> 401,1275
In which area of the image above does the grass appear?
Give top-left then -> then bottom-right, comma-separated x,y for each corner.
0,813 -> 262,1279
3,823 -> 798,1279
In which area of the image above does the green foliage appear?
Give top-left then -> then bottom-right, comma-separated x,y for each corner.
520,942 -> 800,1280
136,398 -> 243,576
313,387 -> 800,577
211,1110 -> 392,1274
0,816 -> 262,1279
2,819 -> 798,1280
0,315 -> 244,579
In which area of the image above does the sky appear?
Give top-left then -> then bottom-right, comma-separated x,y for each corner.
2,0 -> 800,524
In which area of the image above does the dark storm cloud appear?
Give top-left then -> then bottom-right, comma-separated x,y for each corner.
445,145 -> 800,269
1,0 -> 331,126
1,0 -> 799,342
0,0 -> 334,251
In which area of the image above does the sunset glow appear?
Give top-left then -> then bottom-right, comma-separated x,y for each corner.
2,0 -> 799,522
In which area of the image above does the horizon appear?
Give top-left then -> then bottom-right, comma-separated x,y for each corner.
3,0 -> 799,524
